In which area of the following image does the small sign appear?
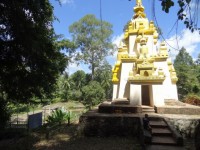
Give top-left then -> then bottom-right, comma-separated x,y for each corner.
28,112 -> 42,129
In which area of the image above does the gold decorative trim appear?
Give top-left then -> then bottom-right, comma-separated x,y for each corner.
128,76 -> 165,84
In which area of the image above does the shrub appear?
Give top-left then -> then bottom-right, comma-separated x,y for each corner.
183,94 -> 200,106
70,90 -> 82,101
82,81 -> 105,110
0,98 -> 10,129
47,107 -> 74,125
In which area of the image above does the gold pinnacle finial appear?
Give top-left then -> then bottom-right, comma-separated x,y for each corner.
133,0 -> 146,19
136,0 -> 142,5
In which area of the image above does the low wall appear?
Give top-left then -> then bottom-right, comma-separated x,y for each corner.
164,117 -> 200,138
79,113 -> 140,137
155,106 -> 200,115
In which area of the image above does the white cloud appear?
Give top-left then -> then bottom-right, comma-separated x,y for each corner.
106,33 -> 124,66
112,33 -> 124,47
166,29 -> 200,61
66,62 -> 90,75
60,0 -> 74,4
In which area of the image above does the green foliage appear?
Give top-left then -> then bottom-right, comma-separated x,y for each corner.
160,0 -> 174,13
0,97 -> 10,129
94,61 -> 113,99
69,14 -> 115,79
82,81 -> 105,110
54,74 -> 71,102
70,70 -> 86,90
174,47 -> 194,66
183,94 -> 200,106
47,107 -> 74,125
174,48 -> 200,100
70,90 -> 83,101
195,53 -> 200,65
158,0 -> 199,33
7,103 -> 30,114
55,39 -> 77,64
0,0 -> 67,104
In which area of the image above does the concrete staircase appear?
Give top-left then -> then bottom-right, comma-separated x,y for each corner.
144,117 -> 183,150
142,106 -> 155,113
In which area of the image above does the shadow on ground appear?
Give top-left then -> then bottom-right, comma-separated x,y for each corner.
0,124 -> 141,150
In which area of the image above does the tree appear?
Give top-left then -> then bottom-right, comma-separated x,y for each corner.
174,47 -> 200,99
158,0 -> 200,33
54,73 -> 71,102
94,61 -> 113,99
0,0 -> 67,127
69,70 -> 87,101
69,14 -> 115,79
55,39 -> 77,65
82,81 -> 105,110
174,47 -> 194,66
195,53 -> 200,65
70,70 -> 86,90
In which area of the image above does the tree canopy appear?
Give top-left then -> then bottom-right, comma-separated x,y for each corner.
0,0 -> 67,103
0,0 -> 77,128
174,47 -> 200,99
69,14 -> 115,79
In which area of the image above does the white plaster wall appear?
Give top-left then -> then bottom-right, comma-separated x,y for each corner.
165,84 -> 179,100
154,61 -> 178,104
130,84 -> 141,106
118,63 -> 134,99
152,85 -> 165,106
129,35 -> 137,55
112,84 -> 118,100
149,85 -> 154,106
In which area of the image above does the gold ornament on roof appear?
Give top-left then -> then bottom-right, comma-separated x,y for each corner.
136,0 -> 142,6
133,0 -> 146,19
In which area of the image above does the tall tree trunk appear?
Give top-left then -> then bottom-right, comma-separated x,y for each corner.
92,64 -> 94,80
91,52 -> 95,80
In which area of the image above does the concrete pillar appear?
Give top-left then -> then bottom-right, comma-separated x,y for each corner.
112,84 -> 118,100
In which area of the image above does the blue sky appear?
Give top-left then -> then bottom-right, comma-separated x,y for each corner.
50,0 -> 200,74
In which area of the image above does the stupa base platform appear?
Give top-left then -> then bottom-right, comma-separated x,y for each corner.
98,101 -> 142,114
79,110 -> 142,137
111,98 -> 130,105
155,105 -> 200,115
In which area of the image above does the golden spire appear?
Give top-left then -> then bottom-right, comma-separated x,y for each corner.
133,0 -> 146,19
136,0 -> 142,6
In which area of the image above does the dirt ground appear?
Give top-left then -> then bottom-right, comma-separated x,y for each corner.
0,124 -> 141,150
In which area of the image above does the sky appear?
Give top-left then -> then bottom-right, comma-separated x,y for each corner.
50,0 -> 200,74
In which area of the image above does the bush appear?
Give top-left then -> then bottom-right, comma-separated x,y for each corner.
82,81 -> 105,110
0,98 -> 10,129
183,94 -> 200,106
70,90 -> 82,101
8,103 -> 30,114
47,107 -> 74,125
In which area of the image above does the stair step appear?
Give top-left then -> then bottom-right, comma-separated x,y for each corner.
150,121 -> 168,128
142,107 -> 155,113
143,110 -> 155,113
146,145 -> 183,150
152,128 -> 172,136
149,117 -> 163,121
151,136 -> 177,145
143,110 -> 154,111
